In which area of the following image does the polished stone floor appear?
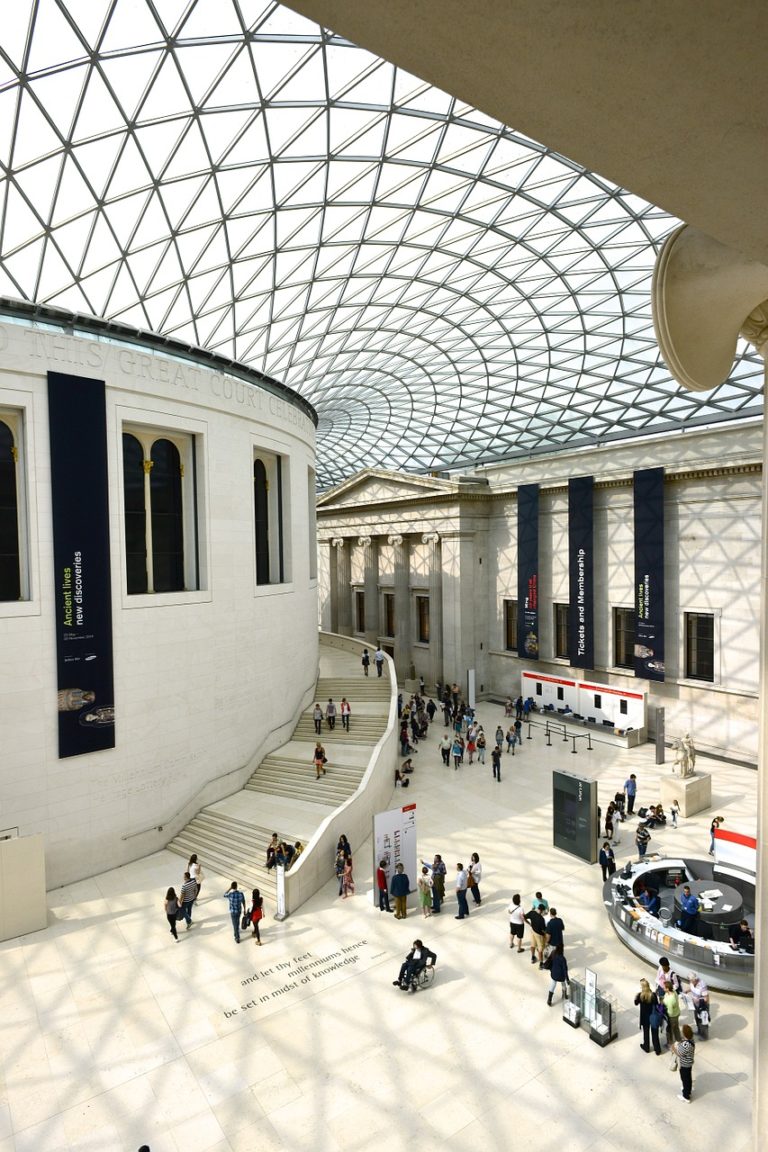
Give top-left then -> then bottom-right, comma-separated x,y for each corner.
0,697 -> 756,1152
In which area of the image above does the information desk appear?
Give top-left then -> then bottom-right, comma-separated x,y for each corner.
603,856 -> 754,995
673,879 -> 744,927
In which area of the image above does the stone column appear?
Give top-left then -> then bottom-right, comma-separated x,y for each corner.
332,538 -> 352,636
422,531 -> 443,695
359,535 -> 380,644
439,530 -> 477,696
388,533 -> 412,681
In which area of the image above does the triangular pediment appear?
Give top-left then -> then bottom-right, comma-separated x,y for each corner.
318,467 -> 463,508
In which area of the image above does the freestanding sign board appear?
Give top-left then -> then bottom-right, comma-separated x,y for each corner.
552,770 -> 598,863
372,803 -> 417,908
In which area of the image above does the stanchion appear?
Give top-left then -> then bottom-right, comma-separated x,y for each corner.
571,736 -> 578,754
526,722 -> 533,740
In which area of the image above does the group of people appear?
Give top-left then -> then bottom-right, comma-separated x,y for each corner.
377,853 -> 483,920
334,834 -> 355,898
265,833 -> 303,871
312,697 -> 352,734
222,881 -> 265,944
399,690 -> 436,755
507,892 -> 569,1004
163,852 -> 204,940
634,959 -> 711,1101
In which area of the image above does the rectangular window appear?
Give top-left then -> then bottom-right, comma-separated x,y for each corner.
307,466 -> 317,580
620,699 -> 628,715
122,425 -> 200,595
554,602 -> 569,658
384,592 -> 395,638
594,694 -> 602,709
685,612 -> 714,681
557,686 -> 564,701
416,595 -> 430,643
355,590 -> 365,633
613,607 -> 635,668
254,448 -> 291,585
503,599 -> 518,652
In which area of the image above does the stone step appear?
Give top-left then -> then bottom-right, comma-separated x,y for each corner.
245,776 -> 358,804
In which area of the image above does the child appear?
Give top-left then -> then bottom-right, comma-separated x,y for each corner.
670,798 -> 680,828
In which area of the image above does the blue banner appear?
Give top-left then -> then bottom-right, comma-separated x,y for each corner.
634,467 -> 665,682
568,476 -> 594,669
517,484 -> 539,659
48,372 -> 116,757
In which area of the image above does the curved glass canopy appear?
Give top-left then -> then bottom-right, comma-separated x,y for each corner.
0,1 -> 762,488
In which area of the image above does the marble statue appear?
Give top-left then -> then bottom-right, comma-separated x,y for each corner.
672,733 -> 696,777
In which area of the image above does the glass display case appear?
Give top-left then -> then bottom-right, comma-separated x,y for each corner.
566,977 -> 619,1045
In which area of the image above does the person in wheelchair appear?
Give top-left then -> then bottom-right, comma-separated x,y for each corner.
393,940 -> 437,991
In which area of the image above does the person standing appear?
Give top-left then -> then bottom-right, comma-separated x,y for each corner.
508,893 -> 525,952
431,854 -> 446,913
468,853 -> 483,905
635,822 -> 651,859
164,887 -> 181,942
341,856 -> 355,898
664,980 -> 683,1048
634,978 -> 663,1054
709,815 -> 724,854
494,725 -> 504,752
326,698 -> 337,730
361,648 -> 370,676
678,885 -> 700,934
376,861 -> 392,912
670,798 -> 680,828
313,702 -> 324,735
390,862 -> 410,919
674,1024 -> 696,1101
599,841 -> 616,882
545,908 -> 565,951
524,904 -> 547,966
187,853 -> 204,900
223,881 -> 245,943
374,646 -> 385,677
491,745 -> 502,782
248,888 -> 264,944
179,871 -> 197,930
340,697 -> 351,731
545,945 -> 569,1004
426,698 -> 437,722
476,727 -> 487,764
624,773 -> 638,815
454,863 -> 470,919
438,732 -> 452,765
418,867 -> 433,918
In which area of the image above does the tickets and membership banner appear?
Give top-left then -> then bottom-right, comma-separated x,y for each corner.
633,466 -> 665,682
517,483 -> 540,660
48,372 -> 116,757
568,475 -> 594,669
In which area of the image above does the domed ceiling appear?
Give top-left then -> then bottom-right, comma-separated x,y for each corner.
0,0 -> 762,487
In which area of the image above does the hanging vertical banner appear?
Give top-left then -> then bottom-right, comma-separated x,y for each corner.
48,372 -> 115,757
634,466 -> 665,682
568,475 -> 594,669
517,483 -> 540,659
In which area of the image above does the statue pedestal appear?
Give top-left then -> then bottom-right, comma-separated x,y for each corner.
660,772 -> 712,818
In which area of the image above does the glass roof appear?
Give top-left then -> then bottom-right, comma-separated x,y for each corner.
0,1 -> 762,488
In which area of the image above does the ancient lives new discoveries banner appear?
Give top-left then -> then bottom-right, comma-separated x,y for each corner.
568,476 -> 594,669
517,484 -> 540,659
48,372 -> 115,757
633,466 -> 665,682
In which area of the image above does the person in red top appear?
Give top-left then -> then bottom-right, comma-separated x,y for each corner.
377,861 -> 393,912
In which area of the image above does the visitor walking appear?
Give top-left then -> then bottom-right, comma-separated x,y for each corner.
673,1024 -> 696,1101
374,646 -> 385,677
164,887 -> 181,942
361,648 -> 370,676
223,881 -> 246,943
248,888 -> 264,944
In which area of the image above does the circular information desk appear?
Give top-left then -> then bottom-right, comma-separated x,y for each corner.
673,879 -> 743,925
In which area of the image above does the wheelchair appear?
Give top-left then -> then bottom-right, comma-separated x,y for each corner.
408,963 -> 436,993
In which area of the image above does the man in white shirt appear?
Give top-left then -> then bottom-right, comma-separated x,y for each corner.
374,647 -> 385,677
455,863 -> 470,919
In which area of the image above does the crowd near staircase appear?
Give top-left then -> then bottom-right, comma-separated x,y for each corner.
166,655 -> 390,900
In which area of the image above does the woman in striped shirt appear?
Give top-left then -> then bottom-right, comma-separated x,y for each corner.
674,1023 -> 696,1101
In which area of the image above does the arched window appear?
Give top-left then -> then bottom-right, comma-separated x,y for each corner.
254,458 -> 270,585
150,439 -> 184,592
122,427 -> 197,595
123,433 -> 147,594
0,419 -> 21,601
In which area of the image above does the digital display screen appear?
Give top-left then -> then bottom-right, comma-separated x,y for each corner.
553,771 -> 598,863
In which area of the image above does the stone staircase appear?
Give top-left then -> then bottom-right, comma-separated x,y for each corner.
167,810 -> 299,902
166,667 -> 390,892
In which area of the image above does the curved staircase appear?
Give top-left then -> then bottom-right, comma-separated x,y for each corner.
166,651 -> 391,902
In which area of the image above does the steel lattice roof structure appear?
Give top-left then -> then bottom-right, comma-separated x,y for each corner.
0,0 -> 762,488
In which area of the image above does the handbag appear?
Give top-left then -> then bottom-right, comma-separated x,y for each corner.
240,912 -> 250,930
649,1007 -> 662,1030
467,871 -> 476,887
